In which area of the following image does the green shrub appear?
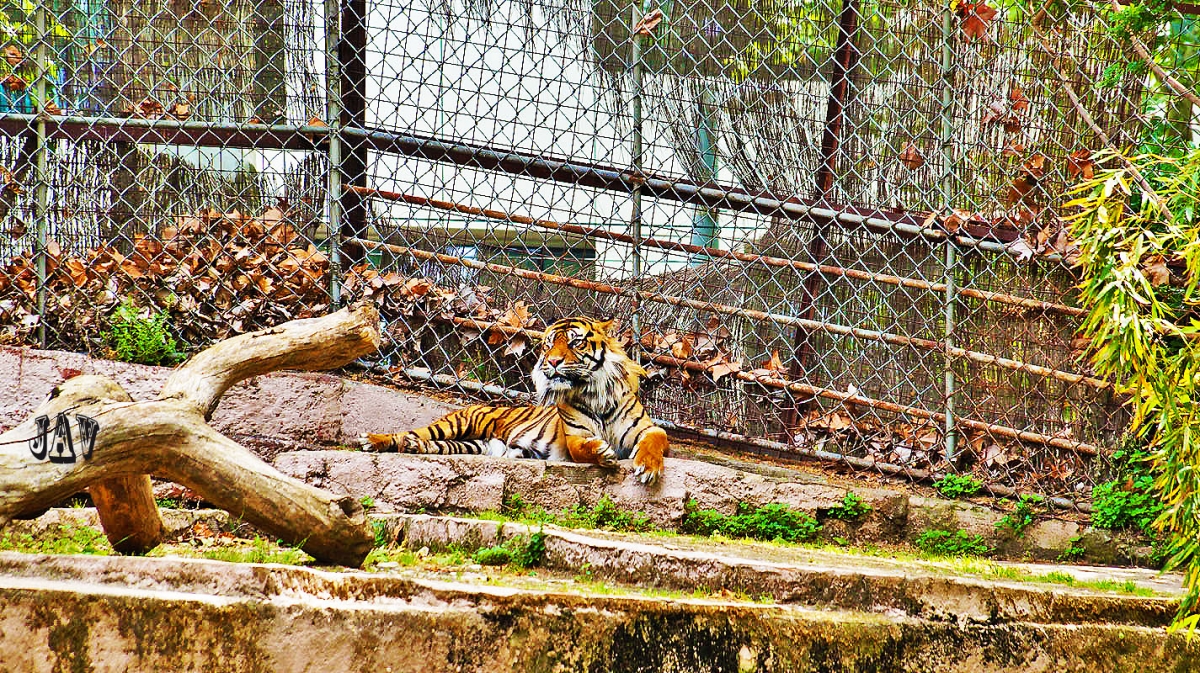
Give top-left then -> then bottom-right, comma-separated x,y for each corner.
933,474 -> 983,499
103,299 -> 183,366
469,530 -> 547,569
509,530 -> 546,569
827,492 -> 873,520
472,546 -> 512,566
1057,536 -> 1087,563
681,500 -> 822,543
1090,450 -> 1164,533
995,494 -> 1044,538
0,524 -> 111,555
678,503 -> 728,537
371,520 -> 389,548
1091,478 -> 1164,532
915,529 -> 991,556
561,495 -> 655,532
502,493 -> 527,516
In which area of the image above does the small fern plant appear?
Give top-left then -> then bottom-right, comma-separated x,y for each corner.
103,298 -> 184,366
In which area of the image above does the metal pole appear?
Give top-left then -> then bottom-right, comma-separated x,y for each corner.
784,0 -> 859,434
940,5 -> 958,463
325,0 -> 343,306
689,86 -> 718,265
34,4 -> 48,348
337,0 -> 369,266
628,0 -> 651,347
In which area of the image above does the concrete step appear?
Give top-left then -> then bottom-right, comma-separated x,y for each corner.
390,514 -> 1181,629
0,551 -> 1196,672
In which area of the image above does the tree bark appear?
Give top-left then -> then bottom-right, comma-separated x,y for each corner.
0,303 -> 381,567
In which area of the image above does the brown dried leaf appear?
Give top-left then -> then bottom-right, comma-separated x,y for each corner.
504,334 -> 530,357
137,98 -> 165,119
671,335 -> 694,359
1067,149 -> 1094,180
1020,153 -> 1048,180
1002,140 -> 1026,158
708,357 -> 742,383
3,45 -> 21,67
1144,255 -> 1170,287
899,142 -> 925,170
500,301 -> 531,328
761,350 -> 787,374
632,8 -> 664,37
982,443 -> 1011,467
1,74 -> 24,92
1005,175 -> 1037,205
959,1 -> 998,40
168,101 -> 191,120
1009,84 -> 1029,113
943,209 -> 973,233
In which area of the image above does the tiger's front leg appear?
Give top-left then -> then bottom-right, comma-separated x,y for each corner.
565,433 -> 620,468
630,426 -> 668,485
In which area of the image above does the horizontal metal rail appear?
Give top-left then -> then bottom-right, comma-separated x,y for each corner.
0,113 -> 329,150
0,112 -> 1062,263
343,126 -> 1059,260
352,236 -> 1112,396
351,186 -> 1085,318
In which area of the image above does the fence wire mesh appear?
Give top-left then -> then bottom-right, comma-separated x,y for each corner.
0,0 -> 1190,505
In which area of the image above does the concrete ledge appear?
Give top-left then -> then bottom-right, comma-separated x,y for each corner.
0,552 -> 1195,672
274,451 -> 907,532
389,514 -> 1179,629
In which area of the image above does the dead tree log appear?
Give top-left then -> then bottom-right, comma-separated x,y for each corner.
0,303 -> 382,567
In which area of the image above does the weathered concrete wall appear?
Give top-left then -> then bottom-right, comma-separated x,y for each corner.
0,346 -> 455,460
0,553 -> 1195,673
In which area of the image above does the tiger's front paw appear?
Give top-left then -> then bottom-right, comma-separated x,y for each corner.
631,458 -> 663,485
582,437 -> 619,468
359,433 -> 415,453
631,429 -> 668,485
359,433 -> 394,452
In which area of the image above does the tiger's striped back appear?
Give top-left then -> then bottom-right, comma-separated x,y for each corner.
364,403 -> 565,459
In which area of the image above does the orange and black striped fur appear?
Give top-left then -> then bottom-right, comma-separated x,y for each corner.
361,317 -> 668,484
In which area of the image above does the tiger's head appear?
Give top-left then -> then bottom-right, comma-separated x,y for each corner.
532,317 -> 643,404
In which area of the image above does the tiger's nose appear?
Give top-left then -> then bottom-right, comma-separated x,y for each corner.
545,355 -> 564,367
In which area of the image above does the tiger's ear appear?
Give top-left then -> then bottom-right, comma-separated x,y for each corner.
595,318 -> 615,334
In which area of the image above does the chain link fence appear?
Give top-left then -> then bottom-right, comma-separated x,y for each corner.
0,0 -> 1191,506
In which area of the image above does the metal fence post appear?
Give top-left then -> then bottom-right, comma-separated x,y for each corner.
784,0 -> 859,432
325,0 -> 343,306
628,0 -> 651,348
940,5 -> 958,463
338,0 -> 368,266
34,3 -> 48,348
689,87 -> 718,265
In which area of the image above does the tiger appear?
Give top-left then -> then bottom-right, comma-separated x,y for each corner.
360,316 -> 668,484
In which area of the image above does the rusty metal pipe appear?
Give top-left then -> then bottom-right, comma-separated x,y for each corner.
352,236 -> 1112,396
348,188 -> 1084,317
